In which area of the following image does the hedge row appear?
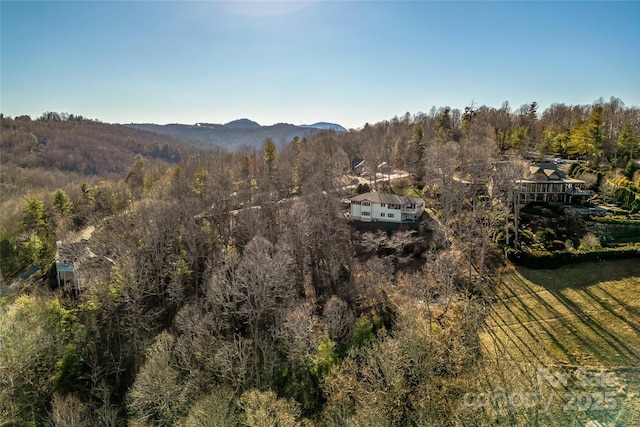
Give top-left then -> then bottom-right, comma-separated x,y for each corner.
508,246 -> 640,269
589,215 -> 640,225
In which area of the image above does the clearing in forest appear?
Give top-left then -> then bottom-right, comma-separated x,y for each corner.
469,260 -> 640,426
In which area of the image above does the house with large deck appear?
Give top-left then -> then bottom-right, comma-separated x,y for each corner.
350,192 -> 425,223
516,164 -> 593,206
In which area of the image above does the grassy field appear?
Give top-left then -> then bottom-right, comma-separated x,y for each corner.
468,260 -> 640,426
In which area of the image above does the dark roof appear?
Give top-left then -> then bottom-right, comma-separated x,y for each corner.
56,263 -> 76,272
350,192 -> 423,205
526,164 -> 566,181
518,164 -> 585,184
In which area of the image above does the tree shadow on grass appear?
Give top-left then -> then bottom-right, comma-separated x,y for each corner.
545,288 -> 639,364
515,262 -> 640,366
488,278 -> 576,364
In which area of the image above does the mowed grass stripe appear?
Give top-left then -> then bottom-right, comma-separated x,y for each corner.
477,260 -> 640,425
485,261 -> 640,367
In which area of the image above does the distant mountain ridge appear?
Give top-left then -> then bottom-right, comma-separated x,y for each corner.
300,122 -> 348,132
220,118 -> 262,129
125,119 -> 346,150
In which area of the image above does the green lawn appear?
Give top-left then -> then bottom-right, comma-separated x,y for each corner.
471,260 -> 640,426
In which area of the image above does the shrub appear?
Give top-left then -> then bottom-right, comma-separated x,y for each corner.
508,246 -> 640,269
564,240 -> 574,251
352,315 -> 374,348
590,215 -> 640,225
356,183 -> 370,194
51,344 -> 84,393
624,158 -> 637,180
312,335 -> 339,378
579,233 -> 601,251
239,389 -> 301,427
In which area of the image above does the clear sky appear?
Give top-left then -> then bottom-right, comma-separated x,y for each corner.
1,1 -> 639,129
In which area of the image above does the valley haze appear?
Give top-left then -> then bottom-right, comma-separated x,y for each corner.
125,118 -> 346,150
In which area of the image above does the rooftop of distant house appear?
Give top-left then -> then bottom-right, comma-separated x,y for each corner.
518,163 -> 585,184
350,192 -> 424,205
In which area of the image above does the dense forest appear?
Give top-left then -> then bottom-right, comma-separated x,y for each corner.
1,96 -> 639,426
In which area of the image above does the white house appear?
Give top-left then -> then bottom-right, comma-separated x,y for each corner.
350,192 -> 425,223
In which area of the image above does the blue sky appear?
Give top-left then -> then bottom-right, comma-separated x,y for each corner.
1,1 -> 639,129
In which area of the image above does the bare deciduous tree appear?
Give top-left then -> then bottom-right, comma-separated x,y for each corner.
323,296 -> 355,343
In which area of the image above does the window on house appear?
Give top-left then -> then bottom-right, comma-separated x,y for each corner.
388,213 -> 394,218
362,211 -> 370,216
362,201 -> 370,206
380,213 -> 385,217
381,203 -> 385,208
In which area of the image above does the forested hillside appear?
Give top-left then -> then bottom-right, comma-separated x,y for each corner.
1,97 -> 639,426
1,113 -> 191,176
